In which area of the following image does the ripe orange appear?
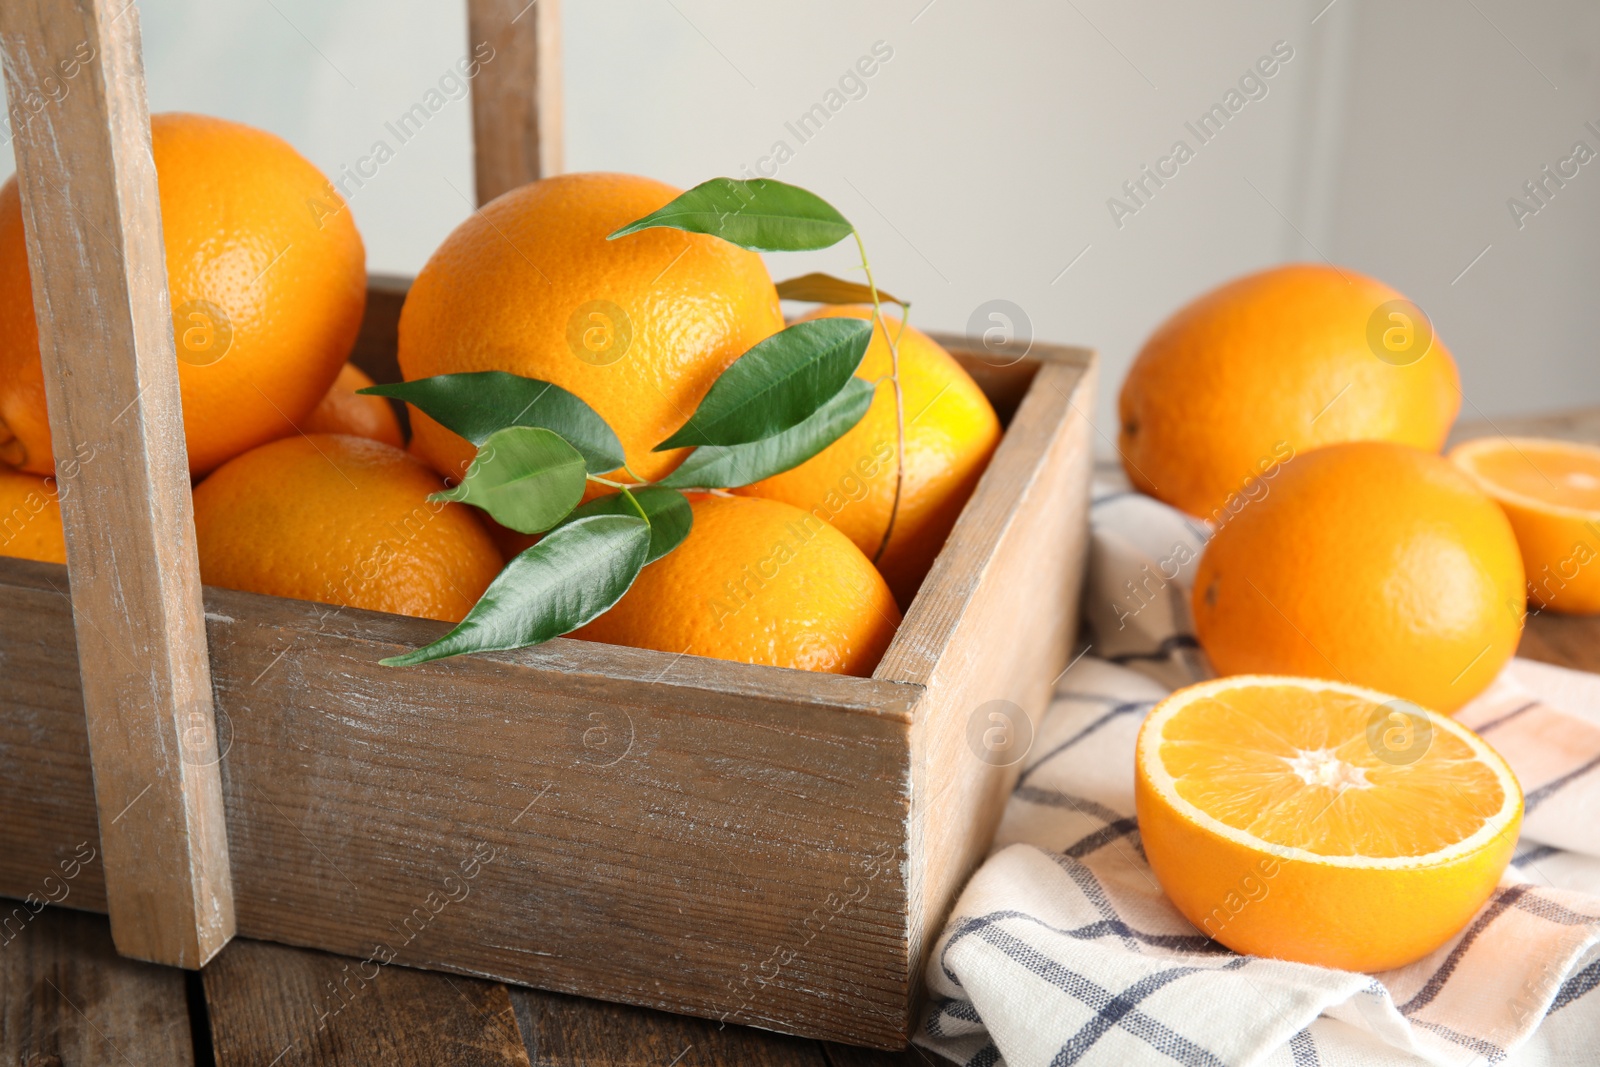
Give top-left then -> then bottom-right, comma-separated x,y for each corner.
574,495 -> 900,676
738,306 -> 1000,606
1119,264 -> 1461,518
1450,436 -> 1600,615
1192,441 -> 1524,712
300,363 -> 404,448
1136,675 -> 1521,971
398,173 -> 784,485
0,467 -> 64,564
0,113 -> 366,476
192,434 -> 502,623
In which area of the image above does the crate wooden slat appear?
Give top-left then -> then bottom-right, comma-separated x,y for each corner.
0,0 -> 233,967
202,938 -> 531,1066
468,0 -> 564,203
0,906 -> 196,1065
0,281 -> 1093,1046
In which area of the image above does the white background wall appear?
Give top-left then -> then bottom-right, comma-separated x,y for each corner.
4,0 -> 1597,433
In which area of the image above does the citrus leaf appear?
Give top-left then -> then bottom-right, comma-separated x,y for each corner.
775,272 -> 904,307
381,515 -> 650,667
558,486 -> 693,564
607,178 -> 854,252
655,318 -> 872,452
431,427 -> 587,534
658,376 -> 876,490
361,372 -> 624,474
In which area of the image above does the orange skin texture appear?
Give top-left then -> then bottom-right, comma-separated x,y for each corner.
399,172 -> 784,486
574,495 -> 900,677
1134,748 -> 1519,972
0,467 -> 64,564
737,306 -> 1000,607
1450,437 -> 1600,616
1119,263 -> 1461,519
1192,441 -> 1525,712
192,434 -> 502,623
0,113 -> 366,476
300,363 -> 404,448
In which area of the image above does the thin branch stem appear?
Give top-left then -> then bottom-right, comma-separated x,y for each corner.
854,229 -> 905,566
588,474 -> 648,490
617,485 -> 651,523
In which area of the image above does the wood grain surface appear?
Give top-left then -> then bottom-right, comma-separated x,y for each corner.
878,341 -> 1095,1017
0,560 -> 925,1045
204,937 -> 531,1066
0,905 -> 195,1065
0,0 -> 234,966
513,986 -> 826,1066
468,0 -> 563,204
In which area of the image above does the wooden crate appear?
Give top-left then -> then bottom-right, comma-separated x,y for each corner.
0,0 -> 1095,1051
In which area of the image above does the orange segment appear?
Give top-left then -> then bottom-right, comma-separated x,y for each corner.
1450,437 -> 1600,615
1136,675 -> 1521,971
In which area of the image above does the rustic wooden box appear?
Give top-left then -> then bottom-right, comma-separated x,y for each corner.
0,277 -> 1092,1046
0,0 -> 1093,1050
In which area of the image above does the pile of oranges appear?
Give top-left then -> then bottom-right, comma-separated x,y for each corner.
1119,262 -> 1600,972
0,113 -> 1003,678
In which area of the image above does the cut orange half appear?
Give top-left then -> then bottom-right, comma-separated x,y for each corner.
1135,675 -> 1521,972
1450,436 -> 1600,615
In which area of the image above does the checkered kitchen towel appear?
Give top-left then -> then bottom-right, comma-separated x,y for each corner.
917,473 -> 1600,1066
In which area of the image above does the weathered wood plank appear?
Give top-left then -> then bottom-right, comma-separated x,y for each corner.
512,986 -> 826,1066
0,904 -> 195,1065
1448,406 -> 1600,450
204,937 -> 530,1066
468,0 -> 563,204
1522,612 -> 1600,675
349,274 -> 410,393
0,559 -> 922,1047
822,1042 -> 942,1066
877,343 -> 1094,1012
0,0 -> 233,965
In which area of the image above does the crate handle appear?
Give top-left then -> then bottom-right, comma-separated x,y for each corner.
0,0 -> 564,968
0,0 -> 234,966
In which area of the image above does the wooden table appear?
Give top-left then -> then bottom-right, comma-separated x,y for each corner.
5,409 -> 1597,1066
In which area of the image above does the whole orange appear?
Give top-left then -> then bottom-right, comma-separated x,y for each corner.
738,306 -> 1000,606
1192,441 -> 1524,711
300,363 -> 404,448
1120,264 -> 1460,519
0,113 -> 366,476
192,434 -> 502,623
0,467 -> 64,564
574,495 -> 900,676
399,172 -> 783,485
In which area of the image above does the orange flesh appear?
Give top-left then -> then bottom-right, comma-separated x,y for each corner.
1465,442 -> 1600,513
1158,686 -> 1504,858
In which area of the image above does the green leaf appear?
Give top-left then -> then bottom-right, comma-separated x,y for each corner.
431,427 -> 587,534
658,376 -> 876,490
381,515 -> 650,667
559,486 -> 693,564
655,318 -> 872,452
607,178 -> 854,252
361,372 -> 624,474
775,272 -> 904,308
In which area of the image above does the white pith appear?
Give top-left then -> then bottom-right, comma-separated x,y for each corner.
1137,674 -> 1523,869
1452,436 -> 1600,522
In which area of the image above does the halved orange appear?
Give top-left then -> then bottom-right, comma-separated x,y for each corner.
1450,436 -> 1600,615
1135,675 -> 1521,972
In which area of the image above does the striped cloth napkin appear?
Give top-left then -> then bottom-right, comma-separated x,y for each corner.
916,474 -> 1600,1066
